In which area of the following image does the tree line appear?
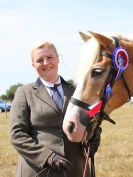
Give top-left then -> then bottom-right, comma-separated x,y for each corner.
0,83 -> 23,101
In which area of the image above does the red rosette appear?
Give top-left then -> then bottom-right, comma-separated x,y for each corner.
112,47 -> 129,70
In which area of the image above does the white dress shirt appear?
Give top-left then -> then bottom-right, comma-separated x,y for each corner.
40,76 -> 64,99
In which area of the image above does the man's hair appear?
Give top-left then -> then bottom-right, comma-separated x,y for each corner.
31,41 -> 58,61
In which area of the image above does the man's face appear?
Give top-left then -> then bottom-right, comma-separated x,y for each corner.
32,47 -> 59,82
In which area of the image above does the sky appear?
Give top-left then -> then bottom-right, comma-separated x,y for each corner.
1,0 -> 133,95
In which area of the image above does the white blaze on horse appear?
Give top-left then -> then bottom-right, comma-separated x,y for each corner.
63,31 -> 133,142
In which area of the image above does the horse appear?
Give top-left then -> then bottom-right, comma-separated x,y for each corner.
63,31 -> 133,143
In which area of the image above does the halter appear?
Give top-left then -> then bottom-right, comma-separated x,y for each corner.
70,37 -> 131,127
70,37 -> 131,177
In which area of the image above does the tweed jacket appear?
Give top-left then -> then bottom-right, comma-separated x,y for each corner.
10,77 -> 90,177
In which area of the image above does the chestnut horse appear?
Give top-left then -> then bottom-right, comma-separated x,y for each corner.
63,31 -> 133,143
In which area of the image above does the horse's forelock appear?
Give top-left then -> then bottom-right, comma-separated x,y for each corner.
74,37 -> 100,83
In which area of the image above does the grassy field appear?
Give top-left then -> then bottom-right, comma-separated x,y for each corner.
0,103 -> 133,177
0,113 -> 17,177
96,103 -> 133,177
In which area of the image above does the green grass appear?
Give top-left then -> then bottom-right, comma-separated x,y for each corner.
0,104 -> 133,177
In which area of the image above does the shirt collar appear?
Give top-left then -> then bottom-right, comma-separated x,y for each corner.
40,76 -> 61,87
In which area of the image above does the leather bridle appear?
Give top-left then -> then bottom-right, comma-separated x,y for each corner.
69,37 -> 131,177
70,37 -> 131,128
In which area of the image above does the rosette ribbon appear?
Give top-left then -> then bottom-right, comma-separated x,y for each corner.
105,47 -> 129,101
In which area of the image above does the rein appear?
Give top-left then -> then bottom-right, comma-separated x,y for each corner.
70,37 -> 131,177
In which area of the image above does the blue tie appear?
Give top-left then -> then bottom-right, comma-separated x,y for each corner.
51,84 -> 64,111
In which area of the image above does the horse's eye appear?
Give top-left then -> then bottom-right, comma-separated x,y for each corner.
91,68 -> 103,77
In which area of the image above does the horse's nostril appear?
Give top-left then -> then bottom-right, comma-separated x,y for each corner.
67,122 -> 75,134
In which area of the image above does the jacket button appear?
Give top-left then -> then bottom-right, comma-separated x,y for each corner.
60,141 -> 63,146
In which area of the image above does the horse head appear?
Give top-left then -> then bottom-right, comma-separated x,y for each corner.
63,31 -> 133,142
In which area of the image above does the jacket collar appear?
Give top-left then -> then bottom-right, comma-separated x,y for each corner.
33,78 -> 60,113
33,77 -> 43,89
33,76 -> 72,89
32,77 -> 74,114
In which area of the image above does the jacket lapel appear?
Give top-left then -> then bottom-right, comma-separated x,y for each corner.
32,77 -> 75,114
33,78 -> 60,113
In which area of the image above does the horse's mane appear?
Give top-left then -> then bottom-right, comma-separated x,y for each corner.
104,32 -> 133,41
74,32 -> 133,83
74,37 -> 100,83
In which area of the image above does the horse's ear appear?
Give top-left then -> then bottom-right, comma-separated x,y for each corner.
79,32 -> 91,42
88,31 -> 113,51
